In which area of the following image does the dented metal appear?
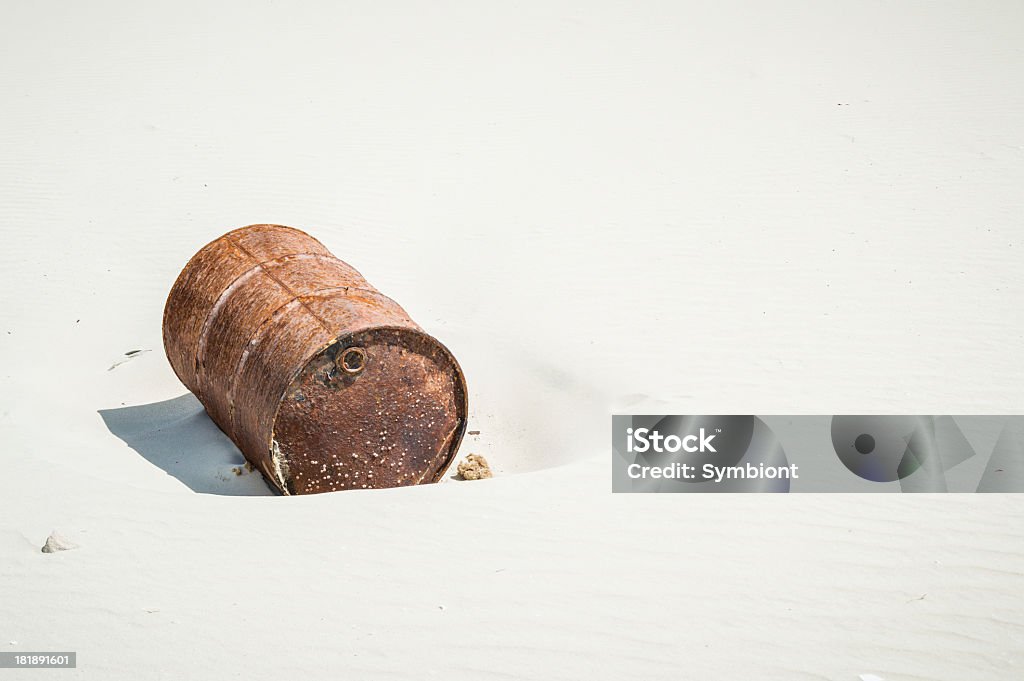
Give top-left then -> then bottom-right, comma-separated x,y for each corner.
162,224 -> 468,494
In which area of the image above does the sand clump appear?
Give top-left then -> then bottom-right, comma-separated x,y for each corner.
457,454 -> 492,480
41,532 -> 77,553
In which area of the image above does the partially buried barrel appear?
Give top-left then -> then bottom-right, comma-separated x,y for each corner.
162,224 -> 468,495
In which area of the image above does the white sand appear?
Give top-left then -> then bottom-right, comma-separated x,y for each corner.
2,1 -> 1023,679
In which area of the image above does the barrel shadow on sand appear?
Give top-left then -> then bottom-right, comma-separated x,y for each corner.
99,394 -> 275,496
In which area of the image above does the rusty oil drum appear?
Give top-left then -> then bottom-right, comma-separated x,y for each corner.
162,224 -> 468,495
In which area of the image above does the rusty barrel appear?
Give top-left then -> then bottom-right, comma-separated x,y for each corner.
162,224 -> 468,495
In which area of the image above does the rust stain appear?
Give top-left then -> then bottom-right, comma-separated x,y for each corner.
163,224 -> 468,494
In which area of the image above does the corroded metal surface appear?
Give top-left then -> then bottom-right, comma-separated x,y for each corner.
163,224 -> 468,494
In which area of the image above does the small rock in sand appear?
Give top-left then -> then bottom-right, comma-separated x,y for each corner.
41,532 -> 78,553
457,454 -> 492,480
